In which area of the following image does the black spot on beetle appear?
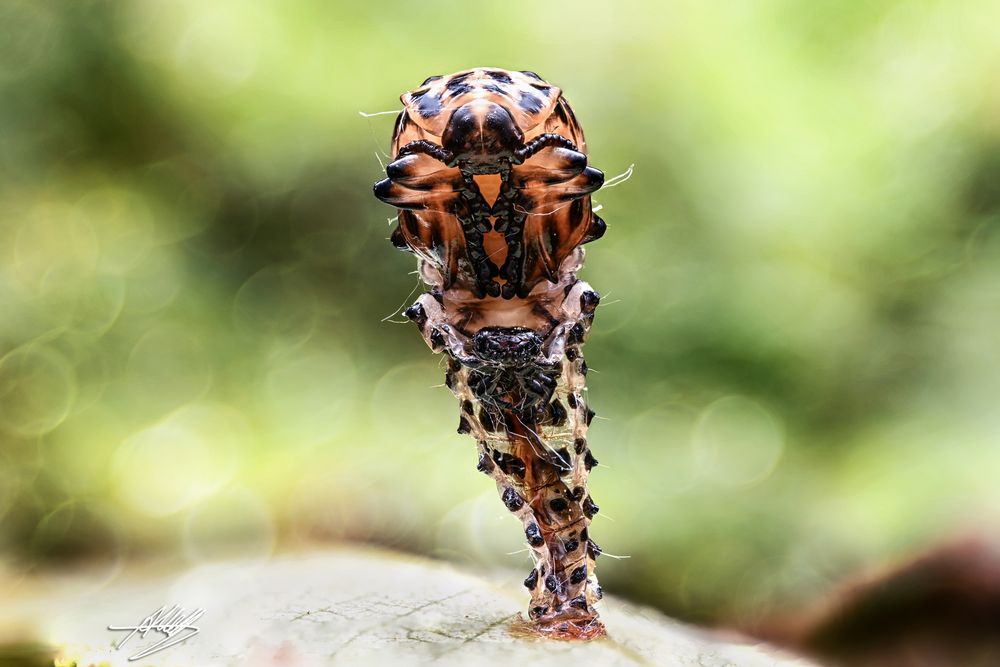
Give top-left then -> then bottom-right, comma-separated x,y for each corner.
570,565 -> 587,584
569,595 -> 588,610
524,568 -> 539,589
487,70 -> 514,84
502,487 -> 524,511
416,93 -> 442,118
583,495 -> 599,518
445,81 -> 473,97
574,437 -> 587,454
519,90 -> 544,113
564,538 -> 579,553
549,497 -> 569,513
525,522 -> 544,547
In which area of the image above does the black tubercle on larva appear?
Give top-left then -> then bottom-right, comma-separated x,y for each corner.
390,225 -> 409,251
479,407 -> 497,433
461,400 -> 474,415
549,399 -> 567,427
570,566 -> 588,584
492,450 -> 526,478
587,539 -> 602,560
524,568 -> 539,590
502,487 -> 524,511
476,449 -> 494,474
549,447 -> 572,474
564,538 -> 580,553
549,497 -> 569,513
404,303 -> 427,329
429,328 -> 446,350
584,450 -> 598,471
586,407 -> 596,426
570,595 -> 589,610
457,417 -> 471,434
569,486 -> 585,501
525,523 -> 545,547
544,574 -> 559,593
580,290 -> 601,314
574,438 -> 587,454
583,496 -> 599,518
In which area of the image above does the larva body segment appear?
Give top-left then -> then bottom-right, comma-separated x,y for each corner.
373,68 -> 608,639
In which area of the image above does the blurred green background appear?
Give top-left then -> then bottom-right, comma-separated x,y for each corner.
1,0 -> 999,627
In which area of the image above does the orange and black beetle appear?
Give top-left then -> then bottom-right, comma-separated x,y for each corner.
374,67 -> 606,300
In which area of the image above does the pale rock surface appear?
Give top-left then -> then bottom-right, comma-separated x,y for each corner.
1,547 -> 819,667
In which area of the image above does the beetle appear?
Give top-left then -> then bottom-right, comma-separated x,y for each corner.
373,67 -> 606,300
373,68 -> 609,640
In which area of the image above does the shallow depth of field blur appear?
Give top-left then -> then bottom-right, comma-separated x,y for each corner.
2,0 -> 999,627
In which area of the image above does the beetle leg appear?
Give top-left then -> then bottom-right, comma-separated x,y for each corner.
514,133 -> 579,163
457,170 -> 500,298
396,140 -> 455,165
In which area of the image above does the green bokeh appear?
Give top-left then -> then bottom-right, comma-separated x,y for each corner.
2,0 -> 999,624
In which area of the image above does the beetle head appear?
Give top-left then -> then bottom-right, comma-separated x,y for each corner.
442,99 -> 524,173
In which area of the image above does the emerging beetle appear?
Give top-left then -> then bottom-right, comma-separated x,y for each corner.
374,67 -> 608,639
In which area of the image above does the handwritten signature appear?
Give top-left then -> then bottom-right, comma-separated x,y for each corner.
107,604 -> 205,661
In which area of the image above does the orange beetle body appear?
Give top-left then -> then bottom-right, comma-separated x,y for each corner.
375,68 -> 605,300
